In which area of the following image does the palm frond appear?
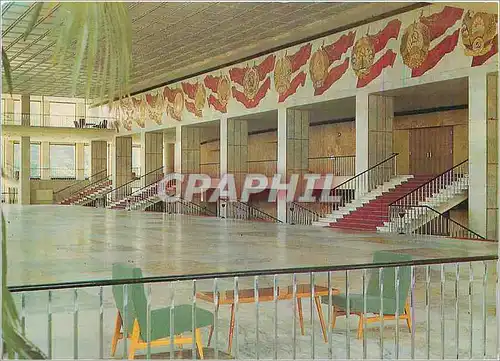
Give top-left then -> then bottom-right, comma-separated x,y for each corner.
2,47 -> 13,95
22,2 -> 44,41
50,2 -> 132,104
2,213 -> 46,359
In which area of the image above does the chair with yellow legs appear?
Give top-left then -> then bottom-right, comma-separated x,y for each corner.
321,251 -> 413,339
110,263 -> 214,359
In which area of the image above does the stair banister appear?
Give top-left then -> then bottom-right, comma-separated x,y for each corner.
54,168 -> 109,203
102,166 -> 164,207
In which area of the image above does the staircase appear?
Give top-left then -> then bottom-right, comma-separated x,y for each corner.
320,175 -> 434,231
59,179 -> 112,206
107,182 -> 160,210
379,160 -> 479,238
101,166 -> 165,210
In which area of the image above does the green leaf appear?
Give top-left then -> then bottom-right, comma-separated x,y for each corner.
22,3 -> 44,41
2,47 -> 13,95
2,213 -> 47,359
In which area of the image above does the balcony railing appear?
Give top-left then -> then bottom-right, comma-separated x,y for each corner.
6,254 -> 498,359
1,112 -> 115,129
308,155 -> 355,176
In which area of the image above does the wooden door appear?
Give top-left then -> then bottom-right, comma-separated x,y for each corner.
409,126 -> 453,175
430,126 -> 453,174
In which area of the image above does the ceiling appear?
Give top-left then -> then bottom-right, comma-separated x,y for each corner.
1,2 -> 424,99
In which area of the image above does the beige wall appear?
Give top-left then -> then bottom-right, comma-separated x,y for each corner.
30,179 -> 77,204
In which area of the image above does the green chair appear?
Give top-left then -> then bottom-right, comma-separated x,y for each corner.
321,251 -> 413,339
111,263 -> 214,359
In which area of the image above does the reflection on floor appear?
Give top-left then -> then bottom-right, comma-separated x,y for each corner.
4,204 -> 498,359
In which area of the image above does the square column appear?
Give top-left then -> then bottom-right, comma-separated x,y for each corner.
21,94 -> 30,126
141,131 -> 163,185
227,118 -> 248,195
277,108 -> 310,222
91,140 -> 108,181
112,136 -> 132,189
486,72 -> 498,240
469,72 -> 488,237
40,142 -> 50,180
355,94 -> 394,174
75,143 -> 85,180
19,136 -> 30,204
174,126 -> 182,174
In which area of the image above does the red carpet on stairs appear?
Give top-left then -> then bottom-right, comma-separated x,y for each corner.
328,175 -> 434,232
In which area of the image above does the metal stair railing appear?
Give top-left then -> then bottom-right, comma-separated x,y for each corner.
296,153 -> 398,219
308,155 -> 355,176
388,204 -> 485,240
287,201 -> 320,225
102,166 -> 164,207
162,198 -> 216,216
54,169 -> 109,203
389,160 -> 469,209
220,200 -> 282,223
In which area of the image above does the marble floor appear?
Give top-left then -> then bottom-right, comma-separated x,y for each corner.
3,204 -> 499,359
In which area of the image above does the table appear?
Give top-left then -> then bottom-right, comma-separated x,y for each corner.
196,284 -> 339,353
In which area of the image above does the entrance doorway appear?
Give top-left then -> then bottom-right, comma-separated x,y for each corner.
409,126 -> 453,175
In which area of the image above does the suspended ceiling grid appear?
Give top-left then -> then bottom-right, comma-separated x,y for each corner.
2,2 -> 422,98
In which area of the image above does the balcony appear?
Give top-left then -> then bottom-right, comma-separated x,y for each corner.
1,112 -> 115,129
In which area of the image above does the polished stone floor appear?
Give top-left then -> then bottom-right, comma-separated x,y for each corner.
3,204 -> 498,359
3,204 -> 497,286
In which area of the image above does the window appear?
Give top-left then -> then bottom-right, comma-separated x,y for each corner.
30,101 -> 41,126
132,145 -> 141,177
84,144 -> 90,179
49,144 -> 75,178
14,100 -> 21,124
30,143 -> 40,178
13,142 -> 41,178
49,102 -> 76,127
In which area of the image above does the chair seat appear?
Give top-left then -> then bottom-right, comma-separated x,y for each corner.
321,294 -> 403,315
149,304 -> 213,341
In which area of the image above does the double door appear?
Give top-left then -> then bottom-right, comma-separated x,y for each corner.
409,126 -> 453,175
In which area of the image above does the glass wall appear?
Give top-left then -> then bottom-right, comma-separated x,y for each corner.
49,144 -> 75,178
13,142 -> 41,178
49,102 -> 76,127
30,101 -> 41,126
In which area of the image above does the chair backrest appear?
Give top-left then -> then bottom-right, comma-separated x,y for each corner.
111,263 -> 138,335
366,251 -> 412,312
129,267 -> 150,341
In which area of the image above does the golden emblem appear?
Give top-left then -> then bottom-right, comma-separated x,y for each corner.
274,55 -> 292,95
309,48 -> 329,89
194,83 -> 206,111
146,91 -> 164,125
400,21 -> 431,69
243,67 -> 259,100
351,36 -> 375,78
217,75 -> 231,106
461,11 -> 497,57
173,91 -> 184,119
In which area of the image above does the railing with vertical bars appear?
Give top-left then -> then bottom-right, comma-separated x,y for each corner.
53,169 -> 109,204
287,201 -> 320,225
100,166 -> 164,208
291,153 -> 398,222
387,204 -> 486,240
387,160 -> 475,237
6,254 -> 497,359
219,200 -> 282,223
308,155 -> 355,176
